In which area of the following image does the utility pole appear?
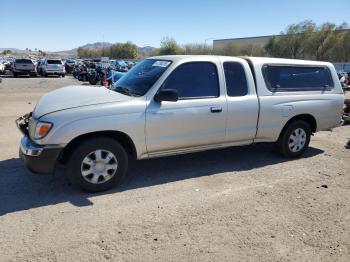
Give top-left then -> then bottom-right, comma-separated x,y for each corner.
204,38 -> 215,55
102,34 -> 105,57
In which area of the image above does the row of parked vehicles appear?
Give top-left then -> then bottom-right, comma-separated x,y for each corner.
0,57 -> 65,77
71,59 -> 135,86
0,57 -> 136,79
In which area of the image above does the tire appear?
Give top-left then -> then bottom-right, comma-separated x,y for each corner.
276,120 -> 311,158
61,74 -> 65,78
89,76 -> 98,85
66,137 -> 129,192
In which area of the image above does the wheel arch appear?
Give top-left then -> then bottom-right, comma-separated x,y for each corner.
58,130 -> 137,164
278,114 -> 317,139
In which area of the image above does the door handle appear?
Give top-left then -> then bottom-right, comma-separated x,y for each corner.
210,106 -> 222,113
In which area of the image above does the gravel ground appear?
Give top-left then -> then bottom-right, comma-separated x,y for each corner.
0,76 -> 349,262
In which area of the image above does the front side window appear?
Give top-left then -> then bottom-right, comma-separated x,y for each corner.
263,65 -> 334,91
223,62 -> 248,96
162,62 -> 219,99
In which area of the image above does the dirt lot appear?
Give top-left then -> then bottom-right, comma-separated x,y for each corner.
0,76 -> 349,262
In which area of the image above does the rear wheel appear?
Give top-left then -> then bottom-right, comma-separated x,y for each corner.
276,120 -> 311,158
66,137 -> 128,192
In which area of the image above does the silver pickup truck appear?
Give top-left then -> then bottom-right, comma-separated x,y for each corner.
11,58 -> 37,77
16,56 -> 344,192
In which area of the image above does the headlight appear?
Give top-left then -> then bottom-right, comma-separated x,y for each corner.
33,121 -> 53,139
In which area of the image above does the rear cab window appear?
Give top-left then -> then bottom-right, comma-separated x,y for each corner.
223,62 -> 248,96
262,65 -> 334,91
15,59 -> 33,64
47,60 -> 62,64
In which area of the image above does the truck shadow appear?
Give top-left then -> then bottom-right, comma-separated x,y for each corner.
0,144 -> 323,216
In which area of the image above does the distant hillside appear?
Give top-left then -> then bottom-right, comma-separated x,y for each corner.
74,42 -> 113,51
138,46 -> 157,56
0,48 -> 22,52
75,42 -> 157,56
73,42 -> 157,57
1,42 -> 157,58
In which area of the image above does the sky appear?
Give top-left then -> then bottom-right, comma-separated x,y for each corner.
1,0 -> 349,51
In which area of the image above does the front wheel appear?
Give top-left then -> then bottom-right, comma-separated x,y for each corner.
66,137 -> 128,192
276,120 -> 311,158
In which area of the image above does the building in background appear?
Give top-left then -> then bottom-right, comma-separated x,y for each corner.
213,34 -> 276,50
213,29 -> 350,51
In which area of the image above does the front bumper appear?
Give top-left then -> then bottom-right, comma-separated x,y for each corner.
19,136 -> 62,174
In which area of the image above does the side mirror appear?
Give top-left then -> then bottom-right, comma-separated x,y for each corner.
154,89 -> 178,103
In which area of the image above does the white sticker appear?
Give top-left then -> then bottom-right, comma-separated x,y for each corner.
152,61 -> 170,67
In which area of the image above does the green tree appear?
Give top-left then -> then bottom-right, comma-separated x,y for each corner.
212,42 -> 265,56
78,42 -> 139,59
213,42 -> 240,56
337,29 -> 350,62
158,37 -> 182,55
240,43 -> 265,56
2,49 -> 12,55
265,20 -> 316,59
120,42 -> 138,59
265,21 -> 350,61
183,43 -> 211,55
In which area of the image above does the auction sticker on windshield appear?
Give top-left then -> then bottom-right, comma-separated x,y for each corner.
152,61 -> 171,67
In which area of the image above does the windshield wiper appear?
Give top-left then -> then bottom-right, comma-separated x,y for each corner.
113,86 -> 142,97
113,86 -> 133,96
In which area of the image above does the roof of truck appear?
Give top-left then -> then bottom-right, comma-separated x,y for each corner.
149,55 -> 332,66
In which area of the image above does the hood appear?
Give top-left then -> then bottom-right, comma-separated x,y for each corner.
33,85 -> 132,118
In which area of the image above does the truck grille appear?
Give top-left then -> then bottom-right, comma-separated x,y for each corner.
15,112 -> 33,136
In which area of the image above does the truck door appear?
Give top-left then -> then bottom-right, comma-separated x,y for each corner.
223,60 -> 259,143
145,61 -> 227,155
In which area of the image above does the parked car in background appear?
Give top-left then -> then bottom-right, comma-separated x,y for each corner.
36,59 -> 44,75
111,60 -> 128,72
0,61 -> 5,74
343,99 -> 350,124
125,61 -> 134,69
4,59 -> 13,71
16,55 -> 344,192
40,59 -> 65,77
11,58 -> 37,77
64,59 -> 76,74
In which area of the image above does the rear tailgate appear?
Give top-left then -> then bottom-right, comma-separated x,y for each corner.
14,59 -> 34,71
46,60 -> 64,71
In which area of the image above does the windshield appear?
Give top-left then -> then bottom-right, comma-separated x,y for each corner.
116,60 -> 127,67
111,59 -> 171,96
